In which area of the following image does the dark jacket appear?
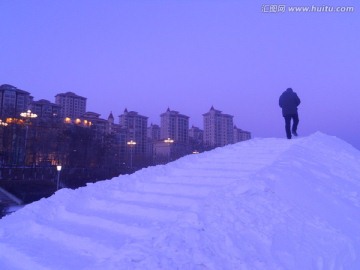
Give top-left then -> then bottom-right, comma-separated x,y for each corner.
279,88 -> 301,116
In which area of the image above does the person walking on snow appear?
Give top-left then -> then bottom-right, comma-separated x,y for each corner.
279,87 -> 301,139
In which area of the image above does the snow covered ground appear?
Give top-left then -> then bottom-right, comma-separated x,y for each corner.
0,132 -> 360,270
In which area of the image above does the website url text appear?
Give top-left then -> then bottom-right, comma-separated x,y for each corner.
261,5 -> 355,13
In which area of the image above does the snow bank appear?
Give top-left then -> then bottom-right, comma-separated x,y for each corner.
0,132 -> 359,270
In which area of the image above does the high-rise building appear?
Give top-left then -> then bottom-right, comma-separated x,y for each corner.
160,108 -> 189,143
203,106 -> 234,148
55,92 -> 86,119
0,84 -> 32,118
154,108 -> 191,164
119,108 -> 148,157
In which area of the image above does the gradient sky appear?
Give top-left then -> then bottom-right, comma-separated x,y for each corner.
1,0 -> 359,149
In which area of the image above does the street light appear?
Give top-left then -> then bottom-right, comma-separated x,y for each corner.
0,120 -> 8,127
56,165 -> 62,190
20,110 -> 38,119
127,140 -> 136,169
164,138 -> 174,162
20,110 -> 38,166
164,138 -> 174,144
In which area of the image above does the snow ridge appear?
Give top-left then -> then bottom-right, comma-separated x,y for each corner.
0,132 -> 359,269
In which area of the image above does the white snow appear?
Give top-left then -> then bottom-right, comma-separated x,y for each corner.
0,132 -> 360,270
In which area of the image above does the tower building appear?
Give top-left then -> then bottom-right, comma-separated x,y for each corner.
160,108 -> 189,143
55,92 -> 86,119
203,106 -> 234,148
0,84 -> 32,118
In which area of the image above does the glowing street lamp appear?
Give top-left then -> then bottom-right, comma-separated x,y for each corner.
20,110 -> 38,119
164,138 -> 174,144
127,140 -> 137,169
127,140 -> 137,146
0,119 -> 8,126
56,165 -> 62,190
20,110 -> 38,166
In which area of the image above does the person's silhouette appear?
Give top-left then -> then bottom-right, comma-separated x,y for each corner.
279,88 -> 301,139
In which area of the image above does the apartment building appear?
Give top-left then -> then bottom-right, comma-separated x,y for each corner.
30,99 -> 61,119
203,106 -> 234,148
119,108 -> 148,157
0,84 -> 32,118
160,108 -> 189,143
55,92 -> 86,119
233,125 -> 252,143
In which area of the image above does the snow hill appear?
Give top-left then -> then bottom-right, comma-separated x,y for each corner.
0,132 -> 360,270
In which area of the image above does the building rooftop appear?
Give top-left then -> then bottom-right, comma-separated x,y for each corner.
55,92 -> 86,99
0,84 -> 30,94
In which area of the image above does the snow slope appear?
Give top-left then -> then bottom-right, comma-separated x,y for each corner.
0,132 -> 360,270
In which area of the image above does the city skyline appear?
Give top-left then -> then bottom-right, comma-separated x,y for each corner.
1,1 -> 359,150
1,83 -> 250,134
0,84 -> 251,171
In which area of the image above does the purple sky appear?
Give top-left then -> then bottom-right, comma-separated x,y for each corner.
1,1 -> 359,149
